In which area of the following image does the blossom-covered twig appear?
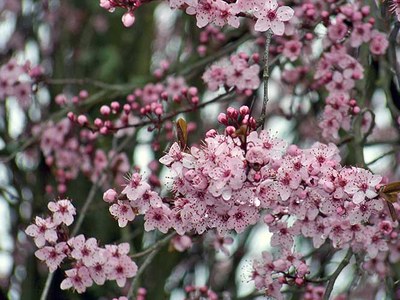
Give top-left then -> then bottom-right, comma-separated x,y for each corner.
258,30 -> 273,128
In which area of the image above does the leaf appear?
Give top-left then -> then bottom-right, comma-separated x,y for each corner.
380,181 -> 400,203
380,182 -> 400,221
176,118 -> 188,150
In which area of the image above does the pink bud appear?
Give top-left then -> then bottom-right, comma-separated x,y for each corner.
67,112 -> 76,121
100,126 -> 108,135
111,101 -> 120,112
55,94 -> 67,106
225,126 -> 236,135
188,87 -> 198,96
287,144 -> 300,156
295,278 -> 304,286
94,118 -> 103,128
122,11 -> 135,27
264,214 -> 275,224
138,287 -> 147,295
100,105 -> 111,116
103,189 -> 118,203
361,6 -> 370,16
305,33 -> 314,40
161,91 -> 169,100
126,94 -> 136,102
239,106 -> 250,115
123,104 -> 131,113
191,96 -> 199,105
77,115 -> 88,126
352,106 -> 361,114
252,53 -> 260,63
197,45 -> 207,57
227,107 -> 237,118
154,107 -> 163,115
57,184 -> 67,194
79,90 -> 89,99
205,129 -> 217,137
321,11 -> 329,18
349,99 -> 357,107
153,68 -> 163,79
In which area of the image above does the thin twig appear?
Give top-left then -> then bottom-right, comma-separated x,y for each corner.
258,30 -> 273,129
131,232 -> 176,258
366,150 -> 396,166
323,248 -> 353,300
127,246 -> 160,298
112,89 -> 235,130
44,77 -> 146,91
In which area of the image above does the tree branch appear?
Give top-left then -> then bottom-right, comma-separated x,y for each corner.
323,248 -> 353,300
258,30 -> 273,129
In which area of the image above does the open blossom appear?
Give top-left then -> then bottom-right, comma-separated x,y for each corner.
48,199 -> 76,226
105,255 -> 138,287
344,168 -> 382,204
61,266 -> 93,294
35,242 -> 69,272
109,201 -> 136,227
253,0 -> 294,35
25,217 -> 58,247
68,235 -> 99,267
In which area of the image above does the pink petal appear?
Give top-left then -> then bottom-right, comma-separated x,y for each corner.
271,21 -> 285,36
264,0 -> 278,10
277,6 -> 294,22
254,18 -> 272,32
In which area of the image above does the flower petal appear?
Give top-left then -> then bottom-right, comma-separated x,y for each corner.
277,6 -> 294,22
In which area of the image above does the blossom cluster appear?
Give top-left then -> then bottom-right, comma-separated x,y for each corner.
202,52 -> 260,94
252,250 -> 309,300
25,199 -> 138,294
101,0 -> 294,35
0,59 -> 42,109
183,285 -> 218,300
315,2 -> 388,141
37,118 -> 129,193
69,76 -> 197,138
102,104 -> 400,296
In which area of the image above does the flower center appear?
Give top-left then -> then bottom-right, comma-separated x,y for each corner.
267,10 -> 277,20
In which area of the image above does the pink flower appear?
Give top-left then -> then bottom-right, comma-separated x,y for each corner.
35,242 -> 68,272
202,62 -> 227,91
144,205 -> 172,233
328,19 -> 348,41
254,0 -> 294,35
109,201 -> 136,227
88,249 -> 110,285
350,22 -> 372,47
121,173 -> 150,201
171,235 -> 193,252
68,235 -> 99,267
186,0 -> 217,28
105,255 -> 138,287
282,40 -> 302,61
121,11 -> 135,27
48,199 -> 76,226
344,168 -> 382,204
25,217 -> 58,247
369,30 -> 389,55
60,265 -> 93,293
